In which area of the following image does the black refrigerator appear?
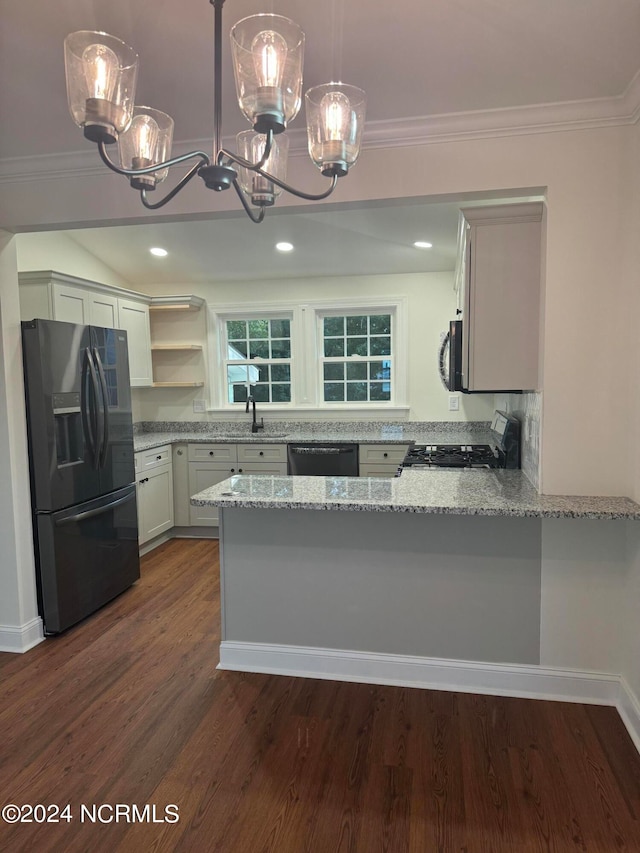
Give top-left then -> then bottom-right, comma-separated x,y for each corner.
22,318 -> 140,635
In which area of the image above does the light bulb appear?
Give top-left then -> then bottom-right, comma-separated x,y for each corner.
251,30 -> 287,89
321,91 -> 351,141
82,43 -> 119,102
130,114 -> 159,162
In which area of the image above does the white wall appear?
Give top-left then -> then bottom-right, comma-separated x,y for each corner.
0,232 -> 42,650
16,231 -> 131,289
132,272 -> 496,424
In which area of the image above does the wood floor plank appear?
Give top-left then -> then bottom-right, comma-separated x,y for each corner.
1,538 -> 640,852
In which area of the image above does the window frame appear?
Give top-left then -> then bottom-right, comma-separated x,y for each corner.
207,297 -> 408,413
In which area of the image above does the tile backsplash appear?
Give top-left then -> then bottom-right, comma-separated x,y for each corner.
504,392 -> 541,491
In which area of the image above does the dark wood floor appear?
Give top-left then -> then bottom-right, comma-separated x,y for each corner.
1,540 -> 640,852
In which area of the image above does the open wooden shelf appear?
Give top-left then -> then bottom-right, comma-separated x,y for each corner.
151,381 -> 205,388
151,344 -> 203,351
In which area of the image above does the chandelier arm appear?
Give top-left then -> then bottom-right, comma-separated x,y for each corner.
256,170 -> 339,201
139,161 -> 205,210
218,130 -> 274,172
232,179 -> 266,223
97,140 -> 210,177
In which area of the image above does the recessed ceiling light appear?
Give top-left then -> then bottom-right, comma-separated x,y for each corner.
275,241 -> 294,253
413,241 -> 433,249
150,247 -> 168,257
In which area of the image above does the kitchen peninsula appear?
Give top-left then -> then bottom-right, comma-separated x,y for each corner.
191,467 -> 640,732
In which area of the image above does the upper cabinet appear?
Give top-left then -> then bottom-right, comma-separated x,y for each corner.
458,203 -> 543,392
18,271 -> 153,387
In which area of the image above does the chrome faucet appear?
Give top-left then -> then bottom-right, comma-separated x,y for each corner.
246,394 -> 264,433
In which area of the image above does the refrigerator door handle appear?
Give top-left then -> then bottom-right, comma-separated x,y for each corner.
81,347 -> 99,468
93,346 -> 110,468
54,489 -> 136,526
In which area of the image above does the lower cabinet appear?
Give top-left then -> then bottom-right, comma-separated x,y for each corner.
359,444 -> 409,477
135,446 -> 174,546
187,442 -> 288,527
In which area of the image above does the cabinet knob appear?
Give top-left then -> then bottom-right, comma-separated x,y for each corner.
209,451 -> 214,456
156,455 -> 162,460
239,468 -> 243,473
176,449 -> 183,456
259,451 -> 264,456
230,468 -> 235,473
383,452 -> 388,458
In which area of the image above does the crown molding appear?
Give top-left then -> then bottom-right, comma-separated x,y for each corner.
3,73 -> 640,186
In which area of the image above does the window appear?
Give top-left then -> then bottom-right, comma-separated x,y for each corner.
320,312 -> 393,403
223,316 -> 292,403
209,298 -> 406,411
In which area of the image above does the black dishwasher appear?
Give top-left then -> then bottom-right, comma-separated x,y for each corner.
287,443 -> 359,476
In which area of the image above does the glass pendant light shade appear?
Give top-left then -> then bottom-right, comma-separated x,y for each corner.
305,83 -> 366,177
118,107 -> 174,189
64,31 -> 138,144
230,15 -> 304,134
236,131 -> 288,206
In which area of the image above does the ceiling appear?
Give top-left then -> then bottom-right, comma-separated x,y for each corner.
3,1 -> 639,283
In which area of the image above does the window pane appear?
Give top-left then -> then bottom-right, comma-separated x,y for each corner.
347,382 -> 367,401
324,338 -> 345,357
346,315 -> 367,336
346,337 -> 367,356
270,319 -> 290,338
369,314 -> 391,335
249,340 -> 269,359
228,341 -> 247,359
227,320 -> 246,340
256,364 -> 270,383
370,336 -> 391,356
232,383 -> 248,403
324,316 -> 344,336
370,360 -> 391,381
271,363 -> 290,382
346,362 -> 367,380
271,383 -> 291,402
270,339 -> 291,359
252,384 -> 269,402
248,319 -> 269,339
324,382 -> 345,402
324,363 -> 344,381
370,382 -> 391,401
227,365 -> 248,385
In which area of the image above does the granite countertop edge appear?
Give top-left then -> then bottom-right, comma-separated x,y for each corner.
189,470 -> 640,521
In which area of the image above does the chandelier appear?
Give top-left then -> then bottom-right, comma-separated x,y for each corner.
63,0 -> 366,223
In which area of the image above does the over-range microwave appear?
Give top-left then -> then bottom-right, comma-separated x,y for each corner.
440,319 -> 524,394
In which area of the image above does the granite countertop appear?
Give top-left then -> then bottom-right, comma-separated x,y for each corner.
133,423 -> 493,453
189,469 -> 640,520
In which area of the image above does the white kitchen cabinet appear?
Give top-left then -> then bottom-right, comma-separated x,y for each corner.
459,203 -> 543,392
172,443 -> 191,527
117,297 -> 153,387
237,444 -> 287,465
18,271 -> 154,387
188,461 -> 238,526
359,443 -> 409,477
135,445 -> 174,546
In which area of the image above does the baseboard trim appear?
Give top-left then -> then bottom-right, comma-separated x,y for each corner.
219,641 -> 621,704
0,617 -> 44,653
617,678 -> 640,754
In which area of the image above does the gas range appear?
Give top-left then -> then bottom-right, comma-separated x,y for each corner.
402,444 -> 503,469
400,411 -> 521,471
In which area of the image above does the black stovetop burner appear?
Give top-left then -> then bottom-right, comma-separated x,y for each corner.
402,444 -> 502,469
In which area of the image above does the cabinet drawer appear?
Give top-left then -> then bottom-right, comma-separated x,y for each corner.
358,444 -> 410,464
237,443 -> 287,464
359,463 -> 401,478
188,443 -> 238,463
135,445 -> 171,472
